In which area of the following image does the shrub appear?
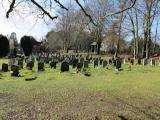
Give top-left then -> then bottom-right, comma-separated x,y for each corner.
0,34 -> 9,57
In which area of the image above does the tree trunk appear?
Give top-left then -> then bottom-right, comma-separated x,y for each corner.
97,40 -> 101,55
154,19 -> 159,53
135,10 -> 139,57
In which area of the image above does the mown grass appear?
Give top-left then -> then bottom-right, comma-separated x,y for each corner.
0,58 -> 160,120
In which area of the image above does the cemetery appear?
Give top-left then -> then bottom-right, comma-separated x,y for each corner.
0,51 -> 160,119
0,0 -> 160,119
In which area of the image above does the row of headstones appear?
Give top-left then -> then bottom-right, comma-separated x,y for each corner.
1,54 -> 123,77
1,55 -> 91,76
123,58 -> 157,66
1,61 -> 45,77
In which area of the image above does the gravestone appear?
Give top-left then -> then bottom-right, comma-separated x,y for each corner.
50,61 -> 56,69
38,62 -> 45,71
109,59 -> 112,65
45,58 -> 50,64
103,60 -> 108,68
94,59 -> 98,68
61,62 -> 69,72
2,63 -> 8,72
26,61 -> 34,70
130,59 -> 134,65
80,57 -> 84,64
128,57 -> 131,62
99,59 -> 103,66
11,64 -> 19,77
65,57 -> 70,63
8,58 -> 16,66
83,60 -> 89,68
113,59 -> 116,67
143,59 -> 148,66
77,62 -> 83,73
123,58 -> 126,64
72,59 -> 78,68
115,58 -> 122,70
137,58 -> 141,65
86,55 -> 90,61
18,59 -> 23,69
150,59 -> 156,66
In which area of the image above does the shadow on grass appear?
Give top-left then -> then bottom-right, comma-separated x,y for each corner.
110,94 -> 160,120
118,115 -> 128,120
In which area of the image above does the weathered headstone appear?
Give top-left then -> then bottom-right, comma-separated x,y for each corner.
113,59 -> 116,67
130,59 -> 134,65
143,59 -> 148,66
26,61 -> 34,70
45,58 -> 50,64
72,59 -> 78,68
80,57 -> 84,63
77,62 -> 83,73
18,59 -> 23,69
128,57 -> 131,62
115,58 -> 122,70
109,59 -> 112,65
83,60 -> 89,68
123,58 -> 126,64
94,59 -> 98,68
61,62 -> 69,72
2,63 -> 8,72
99,59 -> 103,66
38,62 -> 45,71
137,58 -> 141,65
103,60 -> 108,68
150,59 -> 156,66
11,64 -> 19,77
8,58 -> 16,66
50,61 -> 56,69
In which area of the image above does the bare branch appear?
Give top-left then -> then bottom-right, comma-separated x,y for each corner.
31,0 -> 58,20
75,0 -> 97,26
105,0 -> 137,17
54,0 -> 68,11
6,0 -> 15,18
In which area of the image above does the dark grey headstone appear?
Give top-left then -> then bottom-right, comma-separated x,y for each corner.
11,65 -> 19,77
18,60 -> 23,69
143,59 -> 148,66
99,59 -> 103,65
83,60 -> 89,68
79,57 -> 84,63
72,59 -> 78,68
109,59 -> 112,65
103,60 -> 108,68
50,61 -> 56,69
150,59 -> 156,66
77,62 -> 83,73
94,59 -> 98,68
115,59 -> 122,70
61,62 -> 69,72
38,62 -> 45,71
130,59 -> 134,65
26,61 -> 34,70
113,59 -> 116,67
137,58 -> 141,65
2,63 -> 8,72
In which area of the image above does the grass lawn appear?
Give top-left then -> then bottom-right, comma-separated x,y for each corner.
0,58 -> 160,120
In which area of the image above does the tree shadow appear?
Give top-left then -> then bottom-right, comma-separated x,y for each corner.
109,94 -> 160,120
118,115 -> 128,120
